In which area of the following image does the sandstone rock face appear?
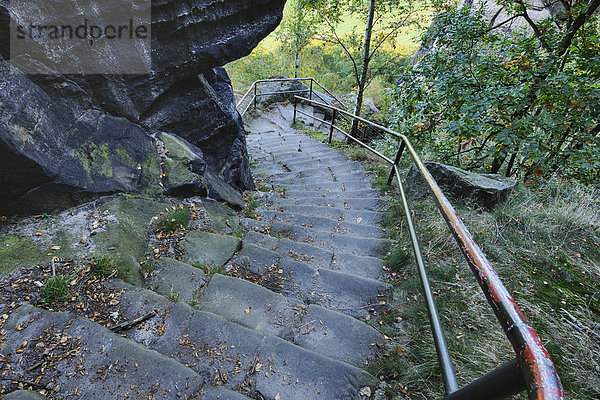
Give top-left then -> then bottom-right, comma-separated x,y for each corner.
460,0 -> 561,32
0,0 -> 285,214
405,162 -> 517,209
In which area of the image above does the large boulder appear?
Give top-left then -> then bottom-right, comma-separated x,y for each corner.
460,0 -> 561,33
405,162 -> 517,209
0,0 -> 286,215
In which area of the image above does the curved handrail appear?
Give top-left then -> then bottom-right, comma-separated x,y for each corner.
235,77 -> 347,115
292,95 -> 565,400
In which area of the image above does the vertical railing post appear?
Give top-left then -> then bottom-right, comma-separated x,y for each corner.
388,141 -> 406,185
253,83 -> 258,110
328,109 -> 337,144
309,79 -> 313,101
393,164 -> 459,394
293,96 -> 298,125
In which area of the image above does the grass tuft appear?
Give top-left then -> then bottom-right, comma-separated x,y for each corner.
91,254 -> 117,277
41,275 -> 73,306
156,205 -> 191,232
193,262 -> 226,276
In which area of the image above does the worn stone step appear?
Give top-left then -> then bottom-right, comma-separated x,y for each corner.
241,215 -> 384,252
148,257 -> 208,303
269,164 -> 367,180
252,147 -> 341,161
284,188 -> 381,199
233,234 -> 386,280
198,274 -> 385,367
241,217 -> 386,257
227,245 -> 390,320
257,195 -> 386,212
260,205 -> 384,227
279,155 -> 353,169
277,260 -> 391,319
249,138 -> 331,150
269,172 -> 371,186
108,281 -> 377,399
276,180 -> 374,193
247,210 -> 383,237
1,304 -> 204,399
248,146 -> 336,160
250,164 -> 289,177
248,136 -> 332,149
181,231 -> 242,268
196,387 -> 253,400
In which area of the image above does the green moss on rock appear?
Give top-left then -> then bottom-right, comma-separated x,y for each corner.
93,197 -> 168,286
0,235 -> 42,275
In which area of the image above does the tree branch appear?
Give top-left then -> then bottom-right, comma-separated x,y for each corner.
322,17 -> 360,83
558,0 -> 600,56
515,0 -> 552,51
369,16 -> 411,56
486,14 -> 524,33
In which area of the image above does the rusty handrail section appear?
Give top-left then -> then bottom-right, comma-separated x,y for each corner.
236,79 -> 565,399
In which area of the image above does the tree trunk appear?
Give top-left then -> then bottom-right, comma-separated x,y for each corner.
350,0 -> 376,137
490,154 -> 505,174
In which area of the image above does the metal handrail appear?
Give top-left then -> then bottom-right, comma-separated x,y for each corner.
290,96 -> 565,400
235,76 -> 564,398
236,77 -> 348,118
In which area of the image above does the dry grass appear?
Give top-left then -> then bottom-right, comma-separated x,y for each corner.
345,144 -> 600,399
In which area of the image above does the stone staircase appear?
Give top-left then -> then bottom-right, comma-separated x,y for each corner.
0,105 -> 394,399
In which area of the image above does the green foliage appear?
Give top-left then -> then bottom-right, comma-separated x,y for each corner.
227,42 -> 407,98
276,0 -> 318,62
389,3 -> 600,183
155,205 -> 191,232
41,275 -> 73,306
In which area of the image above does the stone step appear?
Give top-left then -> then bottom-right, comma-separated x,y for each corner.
197,274 -> 385,367
260,205 -> 384,227
278,155 -> 353,169
226,245 -> 391,320
257,195 -> 387,212
276,180 -> 374,192
241,217 -> 387,257
180,231 -> 242,268
108,281 -> 378,399
253,155 -> 353,172
284,188 -> 381,199
247,143 -> 335,157
250,146 -> 339,160
269,171 -> 371,185
234,233 -> 386,281
196,387 -> 254,400
248,137 -> 331,149
269,164 -> 367,179
1,304 -> 204,399
252,158 -> 363,176
246,209 -> 384,237
148,257 -> 208,303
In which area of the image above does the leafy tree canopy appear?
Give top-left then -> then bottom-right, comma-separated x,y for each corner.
389,0 -> 600,183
